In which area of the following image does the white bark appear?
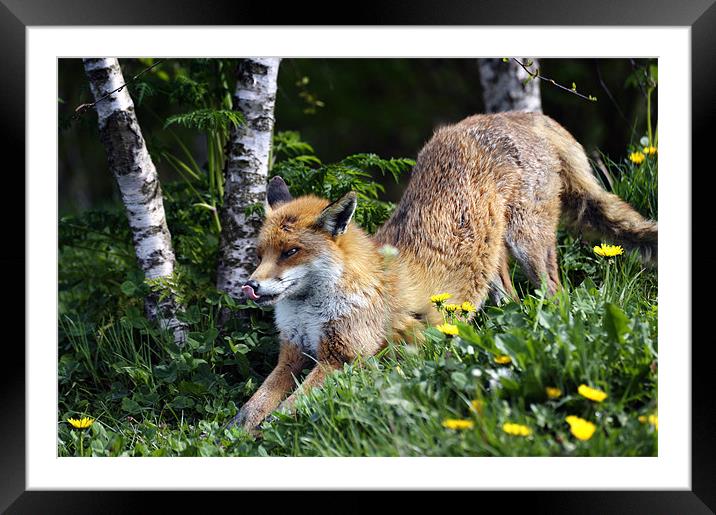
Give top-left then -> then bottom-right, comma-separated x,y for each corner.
478,58 -> 543,113
217,58 -> 281,298
83,58 -> 186,344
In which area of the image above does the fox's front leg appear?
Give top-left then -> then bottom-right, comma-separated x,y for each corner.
278,360 -> 341,413
228,342 -> 308,431
278,342 -> 350,413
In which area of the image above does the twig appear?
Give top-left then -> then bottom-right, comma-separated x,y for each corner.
73,59 -> 166,118
509,58 -> 597,103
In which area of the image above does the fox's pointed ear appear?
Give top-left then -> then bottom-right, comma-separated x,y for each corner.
265,176 -> 292,214
317,191 -> 357,237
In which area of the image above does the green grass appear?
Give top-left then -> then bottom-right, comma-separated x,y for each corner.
58,146 -> 658,457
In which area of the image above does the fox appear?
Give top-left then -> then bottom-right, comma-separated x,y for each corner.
228,111 -> 657,431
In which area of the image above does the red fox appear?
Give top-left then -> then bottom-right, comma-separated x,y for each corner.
229,111 -> 657,430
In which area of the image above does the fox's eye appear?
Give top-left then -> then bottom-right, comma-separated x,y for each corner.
282,248 -> 299,259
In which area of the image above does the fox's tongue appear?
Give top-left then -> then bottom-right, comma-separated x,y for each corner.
242,285 -> 260,300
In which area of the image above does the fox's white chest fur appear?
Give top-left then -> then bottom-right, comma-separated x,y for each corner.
273,258 -> 366,356
274,291 -> 368,356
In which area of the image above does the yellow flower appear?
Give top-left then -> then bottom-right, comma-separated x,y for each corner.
442,418 -> 474,430
638,414 -> 658,430
436,323 -> 459,336
494,355 -> 512,365
502,422 -> 532,437
461,301 -> 477,313
629,151 -> 645,164
430,293 -> 452,303
545,387 -> 562,399
443,303 -> 460,312
593,243 -> 624,258
67,417 -> 94,429
642,146 -> 657,156
565,415 -> 596,441
470,399 -> 484,414
578,384 -> 608,402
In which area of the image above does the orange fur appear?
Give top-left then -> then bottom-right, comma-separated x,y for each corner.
228,112 -> 657,431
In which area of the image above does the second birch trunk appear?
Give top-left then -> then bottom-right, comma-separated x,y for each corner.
216,58 -> 281,298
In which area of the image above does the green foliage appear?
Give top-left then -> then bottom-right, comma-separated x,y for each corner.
164,109 -> 244,133
270,134 -> 414,233
58,129 -> 656,457
58,129 -> 418,456
594,146 -> 658,220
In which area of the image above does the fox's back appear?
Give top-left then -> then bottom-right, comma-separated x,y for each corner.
375,112 -> 571,300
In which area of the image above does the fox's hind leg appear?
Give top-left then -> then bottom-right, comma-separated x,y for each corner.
489,246 -> 515,304
505,206 -> 562,295
466,188 -> 508,309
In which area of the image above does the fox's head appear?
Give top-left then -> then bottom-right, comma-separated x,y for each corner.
241,177 -> 358,306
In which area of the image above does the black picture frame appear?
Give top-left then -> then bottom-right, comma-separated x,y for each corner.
2,0 -> 713,512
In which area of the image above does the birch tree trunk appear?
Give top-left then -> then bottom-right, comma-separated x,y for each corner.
83,58 -> 186,344
478,58 -> 543,113
216,58 -> 281,298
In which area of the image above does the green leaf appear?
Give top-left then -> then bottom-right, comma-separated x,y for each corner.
120,280 -> 136,296
495,333 -> 529,369
154,363 -> 178,383
450,371 -> 468,389
457,322 -> 496,353
604,303 -> 630,344
121,397 -> 142,414
171,396 -> 195,409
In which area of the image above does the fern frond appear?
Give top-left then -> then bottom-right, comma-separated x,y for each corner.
164,109 -> 244,132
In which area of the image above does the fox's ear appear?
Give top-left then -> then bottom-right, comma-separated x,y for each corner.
265,176 -> 293,213
317,191 -> 357,237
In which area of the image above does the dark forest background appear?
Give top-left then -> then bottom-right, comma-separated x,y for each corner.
58,58 -> 654,214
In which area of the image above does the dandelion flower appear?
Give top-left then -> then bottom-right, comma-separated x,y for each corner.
638,414 -> 658,430
494,355 -> 512,365
502,422 -> 532,437
545,387 -> 562,399
565,415 -> 596,441
436,323 -> 459,336
443,303 -> 460,312
642,146 -> 657,157
461,301 -> 477,313
67,417 -> 94,429
593,243 -> 624,258
442,418 -> 474,430
629,151 -> 646,165
578,384 -> 608,402
431,293 -> 452,303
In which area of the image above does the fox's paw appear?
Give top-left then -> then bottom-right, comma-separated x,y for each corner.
277,396 -> 299,416
225,406 -> 263,435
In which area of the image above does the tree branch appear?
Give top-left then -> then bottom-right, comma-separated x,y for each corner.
73,59 -> 165,118
509,58 -> 597,103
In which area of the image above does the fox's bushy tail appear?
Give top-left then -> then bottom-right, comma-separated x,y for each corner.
547,124 -> 657,264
